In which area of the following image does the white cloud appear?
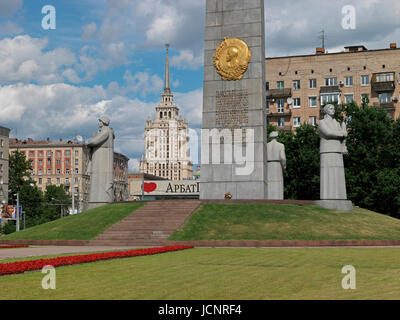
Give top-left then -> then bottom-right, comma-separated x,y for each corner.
0,35 -> 77,84
170,49 -> 203,70
128,158 -> 140,172
0,21 -> 23,36
123,70 -> 163,97
82,22 -> 97,41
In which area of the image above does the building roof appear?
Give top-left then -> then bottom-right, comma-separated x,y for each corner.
0,126 -> 10,137
9,138 -> 84,148
266,46 -> 400,61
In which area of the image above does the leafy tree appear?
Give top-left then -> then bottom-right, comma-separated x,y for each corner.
343,103 -> 400,217
8,151 -> 35,199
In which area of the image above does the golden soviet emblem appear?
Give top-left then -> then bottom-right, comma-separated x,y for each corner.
213,38 -> 252,81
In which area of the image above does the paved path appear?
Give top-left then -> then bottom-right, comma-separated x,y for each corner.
0,246 -> 142,260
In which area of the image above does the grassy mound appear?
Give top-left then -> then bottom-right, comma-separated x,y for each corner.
1,203 -> 145,241
169,203 -> 400,241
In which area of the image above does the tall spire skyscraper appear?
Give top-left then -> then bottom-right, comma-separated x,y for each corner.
139,45 -> 193,181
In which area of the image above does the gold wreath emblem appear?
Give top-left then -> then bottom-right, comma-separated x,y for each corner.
213,38 -> 252,81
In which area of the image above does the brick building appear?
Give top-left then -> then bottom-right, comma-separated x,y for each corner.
9,139 -> 129,211
266,44 -> 400,131
0,126 -> 10,206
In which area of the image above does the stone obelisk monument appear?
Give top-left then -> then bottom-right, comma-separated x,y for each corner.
200,0 -> 268,199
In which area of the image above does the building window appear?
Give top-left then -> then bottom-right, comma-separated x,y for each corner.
66,168 -> 70,175
376,73 -> 394,82
56,178 -> 60,184
293,80 -> 301,90
309,116 -> 317,126
66,150 -> 71,156
293,98 -> 301,109
379,93 -> 391,103
39,160 -> 43,166
75,150 -> 79,156
309,79 -> 317,89
75,159 -> 79,165
309,96 -> 318,107
277,99 -> 285,113
75,168 -> 79,174
266,100 -> 270,113
38,169 -> 43,175
66,159 -> 70,166
344,94 -> 354,104
47,178 -> 51,184
0,164 -> 2,173
293,117 -> 301,128
321,93 -> 340,105
0,152 -> 3,159
47,151 -> 52,157
48,159 -> 51,166
56,169 -> 60,175
361,75 -> 370,86
277,81 -> 284,90
39,151 -> 43,157
325,77 -> 337,86
47,169 -> 52,175
266,82 -> 269,91
38,178 -> 42,184
345,76 -> 353,87
278,118 -> 285,128
56,151 -> 61,157
29,151 -> 34,157
56,160 -> 60,166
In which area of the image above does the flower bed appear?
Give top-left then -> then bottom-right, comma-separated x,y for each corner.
0,245 -> 193,276
0,245 -> 29,249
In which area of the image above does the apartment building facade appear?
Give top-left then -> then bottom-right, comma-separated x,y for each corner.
0,126 -> 10,206
266,44 -> 400,131
9,139 -> 129,210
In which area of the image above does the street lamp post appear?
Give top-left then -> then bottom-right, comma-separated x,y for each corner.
16,192 -> 19,232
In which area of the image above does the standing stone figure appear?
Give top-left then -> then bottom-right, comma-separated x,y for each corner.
87,116 -> 115,209
316,104 -> 353,211
267,132 -> 286,200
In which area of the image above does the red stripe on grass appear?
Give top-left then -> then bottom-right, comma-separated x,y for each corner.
0,245 -> 193,276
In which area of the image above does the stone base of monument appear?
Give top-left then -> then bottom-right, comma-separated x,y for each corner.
314,200 -> 353,212
87,202 -> 111,210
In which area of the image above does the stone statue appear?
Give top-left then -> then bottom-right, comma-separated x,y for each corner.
267,131 -> 286,200
315,104 -> 353,211
87,116 -> 115,209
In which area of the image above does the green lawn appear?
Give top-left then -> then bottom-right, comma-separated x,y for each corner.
169,204 -> 400,241
2,248 -> 400,299
1,203 -> 145,241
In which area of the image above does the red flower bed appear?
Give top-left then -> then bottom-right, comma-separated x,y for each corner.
0,245 -> 193,276
0,245 -> 29,249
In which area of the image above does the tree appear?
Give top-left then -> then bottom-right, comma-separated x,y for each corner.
8,151 -> 35,199
43,185 -> 71,221
343,103 -> 400,217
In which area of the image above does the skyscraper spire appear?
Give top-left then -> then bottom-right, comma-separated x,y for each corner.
165,44 -> 170,90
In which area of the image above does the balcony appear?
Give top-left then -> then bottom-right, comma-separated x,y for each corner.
371,81 -> 395,93
268,110 -> 292,118
266,88 -> 292,99
320,86 -> 340,94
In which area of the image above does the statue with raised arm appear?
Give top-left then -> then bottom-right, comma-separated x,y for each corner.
87,116 -> 115,209
267,131 -> 286,200
315,104 -> 353,211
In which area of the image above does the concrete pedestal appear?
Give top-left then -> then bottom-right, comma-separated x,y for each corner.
314,200 -> 354,212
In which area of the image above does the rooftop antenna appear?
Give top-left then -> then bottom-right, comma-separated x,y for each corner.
319,30 -> 326,49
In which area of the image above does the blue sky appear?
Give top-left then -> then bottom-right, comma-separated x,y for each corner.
1,0 -> 400,171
